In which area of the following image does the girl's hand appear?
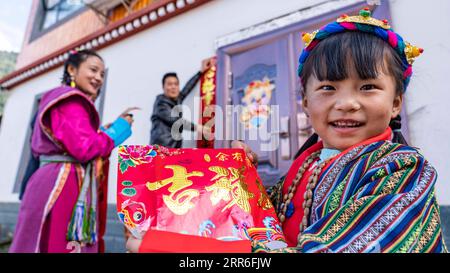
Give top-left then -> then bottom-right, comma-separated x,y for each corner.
197,124 -> 214,141
126,236 -> 142,253
231,140 -> 258,167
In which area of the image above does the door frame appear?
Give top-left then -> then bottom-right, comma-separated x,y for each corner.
215,1 -> 381,150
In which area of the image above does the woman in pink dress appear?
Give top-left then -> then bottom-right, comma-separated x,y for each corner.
10,50 -> 136,253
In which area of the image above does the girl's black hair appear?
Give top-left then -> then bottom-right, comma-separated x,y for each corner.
295,32 -> 408,158
61,49 -> 104,86
299,31 -> 405,96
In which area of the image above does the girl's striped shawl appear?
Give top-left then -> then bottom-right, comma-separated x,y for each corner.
266,141 -> 447,253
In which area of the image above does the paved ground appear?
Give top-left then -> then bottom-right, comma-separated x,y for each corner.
2,203 -> 450,252
0,237 -> 12,253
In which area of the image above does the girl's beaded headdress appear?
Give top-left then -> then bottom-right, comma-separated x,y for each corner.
297,8 -> 423,91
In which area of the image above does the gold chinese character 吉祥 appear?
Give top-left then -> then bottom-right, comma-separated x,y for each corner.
206,166 -> 254,213
146,165 -> 204,215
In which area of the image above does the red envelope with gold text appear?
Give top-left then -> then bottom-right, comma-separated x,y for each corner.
117,145 -> 286,250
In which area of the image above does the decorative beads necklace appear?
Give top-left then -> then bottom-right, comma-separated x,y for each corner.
277,150 -> 331,232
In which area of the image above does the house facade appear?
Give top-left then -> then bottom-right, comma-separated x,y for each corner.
1,0 -> 449,252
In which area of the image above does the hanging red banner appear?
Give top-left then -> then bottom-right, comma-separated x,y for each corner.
197,57 -> 217,148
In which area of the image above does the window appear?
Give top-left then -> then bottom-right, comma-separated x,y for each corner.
109,0 -> 154,23
41,0 -> 85,30
29,0 -> 87,42
13,94 -> 42,195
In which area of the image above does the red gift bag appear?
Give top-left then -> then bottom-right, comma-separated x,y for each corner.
117,145 -> 286,252
139,230 -> 252,253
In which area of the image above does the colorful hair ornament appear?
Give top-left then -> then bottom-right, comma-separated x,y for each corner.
405,42 -> 424,65
336,8 -> 391,29
298,8 -> 424,92
302,31 -> 318,48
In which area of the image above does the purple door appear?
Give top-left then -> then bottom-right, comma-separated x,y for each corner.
217,2 -> 398,186
227,37 -> 297,186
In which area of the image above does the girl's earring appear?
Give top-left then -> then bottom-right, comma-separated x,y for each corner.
70,76 -> 76,88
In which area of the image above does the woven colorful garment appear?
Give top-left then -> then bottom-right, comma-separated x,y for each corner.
264,139 -> 447,253
297,8 -> 423,91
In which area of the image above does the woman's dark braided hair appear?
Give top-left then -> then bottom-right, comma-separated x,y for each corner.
61,49 -> 104,87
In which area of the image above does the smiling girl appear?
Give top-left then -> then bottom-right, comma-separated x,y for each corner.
243,9 -> 447,253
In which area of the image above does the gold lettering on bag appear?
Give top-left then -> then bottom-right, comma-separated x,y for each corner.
146,165 -> 204,215
206,166 -> 254,213
215,152 -> 230,162
232,152 -> 243,162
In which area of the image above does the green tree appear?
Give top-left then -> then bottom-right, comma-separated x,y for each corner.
0,91 -> 9,116
0,50 -> 17,119
0,50 -> 17,78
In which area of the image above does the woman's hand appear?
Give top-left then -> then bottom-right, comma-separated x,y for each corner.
102,122 -> 112,130
120,107 -> 141,125
120,107 -> 141,117
123,114 -> 134,125
231,140 -> 258,167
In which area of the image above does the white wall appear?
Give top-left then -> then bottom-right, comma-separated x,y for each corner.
4,0 -> 448,206
94,0 -> 331,204
389,0 -> 450,204
0,0 -> 329,203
